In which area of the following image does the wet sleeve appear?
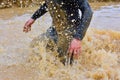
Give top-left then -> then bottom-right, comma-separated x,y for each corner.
31,3 -> 48,20
73,0 -> 93,40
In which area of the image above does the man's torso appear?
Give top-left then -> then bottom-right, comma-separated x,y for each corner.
45,0 -> 81,31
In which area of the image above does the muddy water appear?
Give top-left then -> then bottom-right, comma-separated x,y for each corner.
0,4 -> 120,80
91,5 -> 120,31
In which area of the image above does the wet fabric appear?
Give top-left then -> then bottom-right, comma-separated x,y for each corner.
31,0 -> 93,40
31,0 -> 93,64
45,27 -> 73,65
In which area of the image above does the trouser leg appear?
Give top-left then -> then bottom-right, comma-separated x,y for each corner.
45,27 -> 58,52
56,30 -> 74,65
57,34 -> 70,65
46,27 -> 75,65
31,27 -> 74,65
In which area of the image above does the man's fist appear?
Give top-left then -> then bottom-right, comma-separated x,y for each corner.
68,38 -> 82,59
23,18 -> 35,33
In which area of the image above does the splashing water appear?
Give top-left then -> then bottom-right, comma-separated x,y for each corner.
0,4 -> 120,80
29,28 -> 120,80
28,5 -> 120,80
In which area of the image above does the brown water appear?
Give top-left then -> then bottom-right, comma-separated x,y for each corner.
91,5 -> 120,31
0,4 -> 120,80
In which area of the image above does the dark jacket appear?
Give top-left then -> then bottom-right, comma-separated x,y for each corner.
31,0 -> 93,40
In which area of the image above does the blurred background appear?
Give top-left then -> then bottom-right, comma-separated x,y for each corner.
0,0 -> 120,8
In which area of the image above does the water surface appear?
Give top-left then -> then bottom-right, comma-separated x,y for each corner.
0,4 -> 120,80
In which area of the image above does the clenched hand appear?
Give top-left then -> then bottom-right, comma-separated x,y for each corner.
23,18 -> 35,33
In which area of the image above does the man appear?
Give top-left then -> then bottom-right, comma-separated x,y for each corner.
23,0 -> 93,65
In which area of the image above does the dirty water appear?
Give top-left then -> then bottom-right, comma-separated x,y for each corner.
0,4 -> 120,80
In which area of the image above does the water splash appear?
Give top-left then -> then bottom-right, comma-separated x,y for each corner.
0,3 -> 120,80
29,28 -> 120,80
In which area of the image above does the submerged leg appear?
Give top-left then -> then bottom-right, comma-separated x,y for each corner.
30,27 -> 57,48
30,33 -> 48,48
45,27 -> 74,65
30,27 -> 74,65
45,27 -> 58,52
57,31 -> 73,65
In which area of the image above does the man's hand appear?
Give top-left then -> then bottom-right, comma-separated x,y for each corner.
68,38 -> 82,59
23,18 -> 35,33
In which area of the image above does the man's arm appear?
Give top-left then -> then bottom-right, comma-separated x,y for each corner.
23,3 -> 48,33
68,0 -> 93,59
73,0 -> 93,40
31,3 -> 48,20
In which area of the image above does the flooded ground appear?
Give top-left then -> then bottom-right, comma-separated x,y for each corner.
0,3 -> 120,80
91,5 -> 120,31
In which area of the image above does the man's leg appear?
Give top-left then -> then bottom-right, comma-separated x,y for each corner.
30,33 -> 47,48
45,27 -> 74,65
57,31 -> 73,65
30,27 -> 57,49
45,27 -> 58,52
30,27 -> 74,65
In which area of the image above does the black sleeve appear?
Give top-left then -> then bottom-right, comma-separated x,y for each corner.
31,3 -> 48,20
73,0 -> 93,40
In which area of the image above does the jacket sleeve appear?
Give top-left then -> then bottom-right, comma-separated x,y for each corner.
31,3 -> 48,20
73,0 -> 93,40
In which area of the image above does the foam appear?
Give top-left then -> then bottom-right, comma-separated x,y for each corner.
29,28 -> 120,80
